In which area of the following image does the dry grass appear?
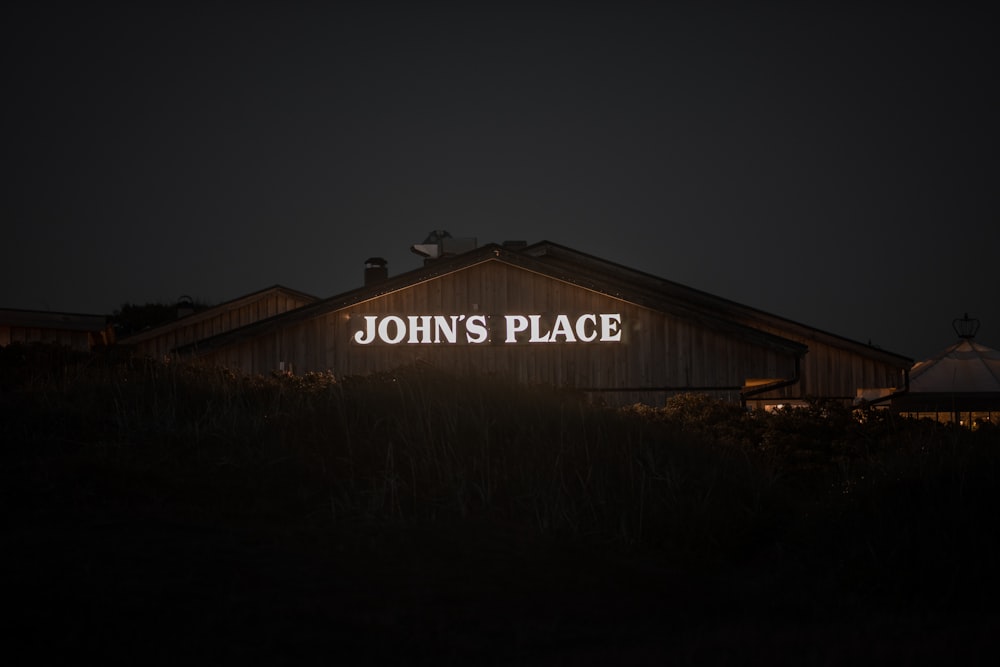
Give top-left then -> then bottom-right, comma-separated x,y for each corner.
3,343 -> 999,663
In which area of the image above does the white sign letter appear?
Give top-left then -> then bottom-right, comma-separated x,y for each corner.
466,315 -> 488,344
434,315 -> 461,343
528,315 -> 550,342
599,313 -> 622,342
575,314 -> 597,342
353,316 -> 378,344
408,315 -> 432,344
378,316 -> 406,344
505,315 -> 528,343
550,314 -> 576,342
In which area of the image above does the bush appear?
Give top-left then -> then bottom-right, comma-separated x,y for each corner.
4,350 -> 999,595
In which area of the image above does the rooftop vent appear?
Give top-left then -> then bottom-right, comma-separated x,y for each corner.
176,295 -> 194,319
411,230 -> 477,264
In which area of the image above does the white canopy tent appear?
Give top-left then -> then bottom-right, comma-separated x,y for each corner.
892,316 -> 1000,426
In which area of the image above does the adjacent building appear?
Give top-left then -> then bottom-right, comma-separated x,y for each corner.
117,286 -> 317,362
0,308 -> 112,351
891,315 -> 1000,426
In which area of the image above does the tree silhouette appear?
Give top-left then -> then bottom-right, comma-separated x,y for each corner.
111,298 -> 211,336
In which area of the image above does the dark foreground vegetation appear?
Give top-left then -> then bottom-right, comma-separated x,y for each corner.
3,344 -> 998,664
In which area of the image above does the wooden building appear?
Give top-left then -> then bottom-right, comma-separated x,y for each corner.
119,285 -> 317,362
0,308 -> 112,351
166,242 -> 911,408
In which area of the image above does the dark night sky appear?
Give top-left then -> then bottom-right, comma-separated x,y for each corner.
3,3 -> 996,360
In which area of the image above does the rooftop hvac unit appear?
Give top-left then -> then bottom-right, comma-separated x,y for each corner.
410,230 -> 477,261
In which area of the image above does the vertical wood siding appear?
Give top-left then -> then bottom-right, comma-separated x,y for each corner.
196,261 -> 801,403
0,326 -> 94,351
132,291 -> 314,360
744,324 -> 905,401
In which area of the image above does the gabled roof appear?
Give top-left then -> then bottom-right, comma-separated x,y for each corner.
522,241 -> 912,367
908,338 -> 1000,394
176,243 -> 814,357
119,285 -> 318,344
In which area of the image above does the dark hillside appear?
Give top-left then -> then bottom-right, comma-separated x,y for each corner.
2,344 -> 998,664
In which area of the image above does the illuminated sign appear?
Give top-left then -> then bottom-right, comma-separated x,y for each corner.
352,313 -> 622,345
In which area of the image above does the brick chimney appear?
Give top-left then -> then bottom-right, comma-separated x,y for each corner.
364,257 -> 388,286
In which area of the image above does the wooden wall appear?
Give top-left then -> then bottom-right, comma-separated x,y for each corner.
196,261 -> 801,404
0,310 -> 111,351
130,290 -> 315,360
741,323 -> 906,403
0,324 -> 97,351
